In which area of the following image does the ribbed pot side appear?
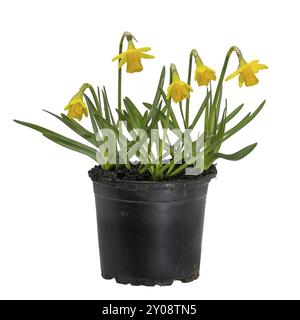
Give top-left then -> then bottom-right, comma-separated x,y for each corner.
93,174 -> 215,286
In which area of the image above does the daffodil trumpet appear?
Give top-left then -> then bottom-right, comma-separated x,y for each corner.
64,83 -> 91,121
167,64 -> 193,104
193,55 -> 216,87
226,57 -> 268,87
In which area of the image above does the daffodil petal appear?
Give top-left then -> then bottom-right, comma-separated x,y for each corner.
83,106 -> 88,117
249,60 -> 260,64
257,64 -> 268,70
112,52 -> 126,62
136,47 -> 151,52
206,66 -> 216,73
139,53 -> 155,59
118,56 -> 127,68
186,84 -> 193,92
238,73 -> 245,87
225,69 -> 241,81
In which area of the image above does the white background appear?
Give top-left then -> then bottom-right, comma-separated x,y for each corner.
1,0 -> 300,300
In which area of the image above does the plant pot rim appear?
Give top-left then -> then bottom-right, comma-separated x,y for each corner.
92,171 -> 217,187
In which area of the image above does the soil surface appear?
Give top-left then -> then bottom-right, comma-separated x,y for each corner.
88,164 -> 217,183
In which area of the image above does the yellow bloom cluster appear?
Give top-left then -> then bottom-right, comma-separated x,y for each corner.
65,34 -> 268,119
167,52 -> 216,103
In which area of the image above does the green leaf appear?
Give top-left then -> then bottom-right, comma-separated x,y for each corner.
208,83 -> 222,137
159,87 -> 181,130
97,86 -> 103,117
217,103 -> 244,129
149,101 -> 162,131
123,97 -> 143,128
84,94 -> 99,135
207,143 -> 257,164
144,101 -> 178,131
138,163 -> 152,174
43,110 -> 97,146
224,100 -> 266,141
168,162 -> 189,177
142,110 -> 149,127
157,163 -> 172,176
204,94 -> 210,138
93,114 -> 118,134
143,102 -> 153,109
189,91 -> 210,130
14,119 -> 98,161
152,66 -> 165,107
214,85 -> 222,132
115,109 -> 134,132
43,133 -> 97,161
102,87 -> 115,126
213,106 -> 227,153
179,101 -> 185,128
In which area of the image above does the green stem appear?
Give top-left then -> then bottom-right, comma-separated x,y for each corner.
179,102 -> 185,128
185,51 -> 193,128
87,85 -> 101,114
204,46 -> 240,169
118,33 -> 126,122
156,99 -> 171,180
157,70 -> 173,176
212,46 -> 239,108
162,100 -> 171,158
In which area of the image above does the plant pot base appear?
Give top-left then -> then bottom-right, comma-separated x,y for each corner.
101,272 -> 199,286
92,170 -> 216,287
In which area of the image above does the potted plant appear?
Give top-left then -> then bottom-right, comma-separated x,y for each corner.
14,32 -> 267,286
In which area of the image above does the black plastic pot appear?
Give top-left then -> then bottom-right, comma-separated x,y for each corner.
93,173 -> 216,286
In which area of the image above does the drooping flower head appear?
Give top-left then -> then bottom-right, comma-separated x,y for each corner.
192,50 -> 216,86
64,84 -> 90,121
226,49 -> 268,87
167,64 -> 193,103
112,37 -> 154,73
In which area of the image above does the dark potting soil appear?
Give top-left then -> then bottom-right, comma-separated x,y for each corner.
88,164 -> 217,183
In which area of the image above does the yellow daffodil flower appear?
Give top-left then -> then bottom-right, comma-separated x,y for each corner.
226,59 -> 268,87
167,64 -> 193,103
192,51 -> 216,86
194,64 -> 216,86
64,86 -> 89,121
112,40 -> 154,73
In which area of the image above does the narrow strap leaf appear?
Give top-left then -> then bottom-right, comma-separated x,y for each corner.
224,100 -> 266,141
216,103 -> 244,130
102,87 -> 116,126
97,86 -> 103,117
14,119 -> 98,161
152,66 -> 165,107
207,143 -> 257,165
84,94 -> 99,135
189,91 -> 210,130
43,110 -> 97,146
43,133 -> 98,161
